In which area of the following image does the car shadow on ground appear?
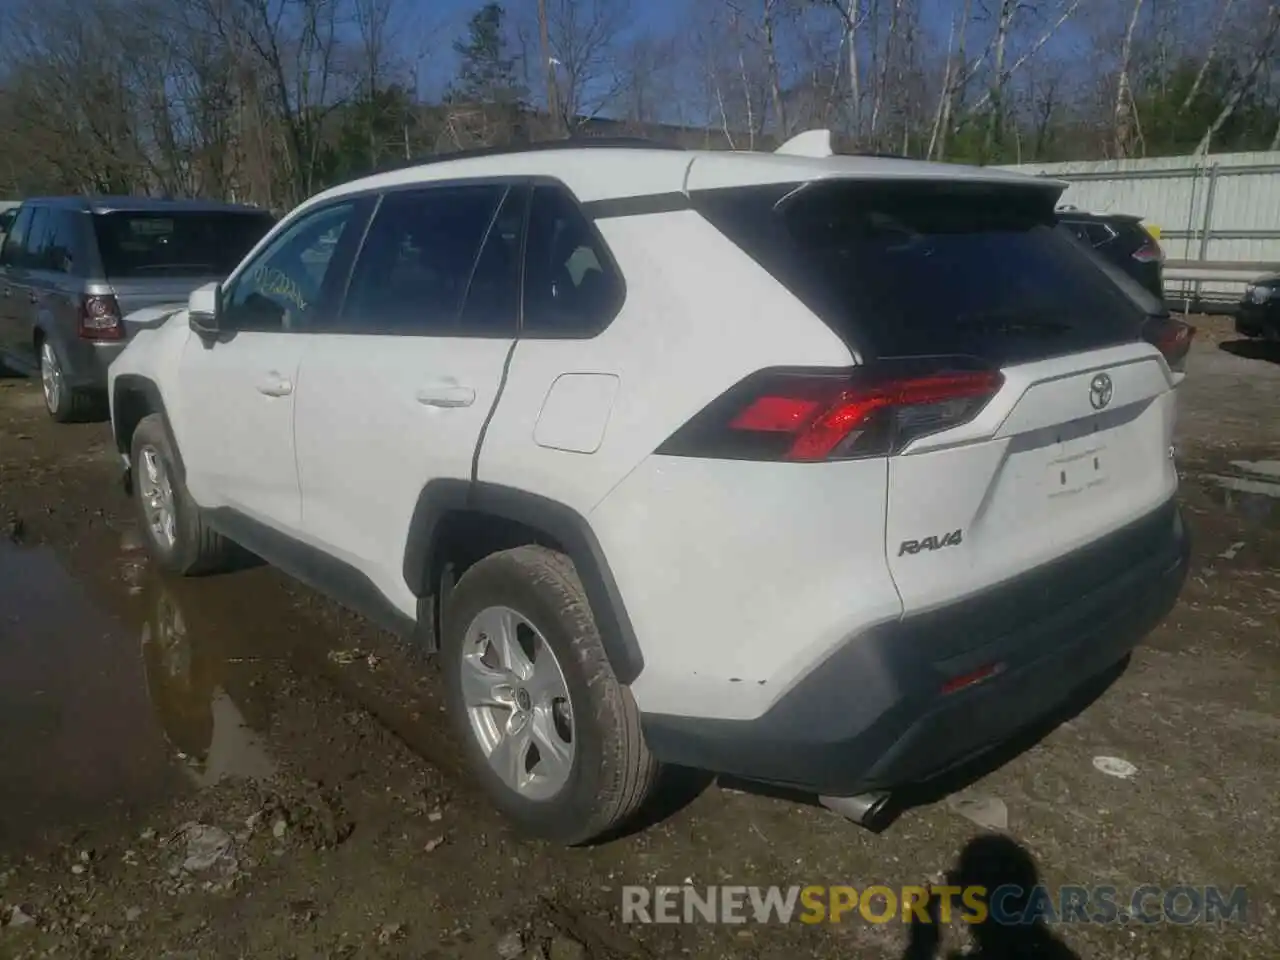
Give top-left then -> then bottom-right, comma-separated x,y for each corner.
1220,338 -> 1280,365
899,833 -> 1082,960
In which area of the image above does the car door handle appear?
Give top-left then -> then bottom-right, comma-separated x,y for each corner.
416,383 -> 475,408
256,373 -> 293,397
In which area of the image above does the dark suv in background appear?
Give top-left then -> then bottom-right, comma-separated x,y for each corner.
0,197 -> 275,420
1056,207 -> 1166,303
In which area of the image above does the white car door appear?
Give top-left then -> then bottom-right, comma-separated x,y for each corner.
292,182 -> 525,615
176,200 -> 367,533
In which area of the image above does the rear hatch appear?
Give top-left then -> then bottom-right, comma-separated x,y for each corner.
692,175 -> 1186,626
92,208 -> 275,318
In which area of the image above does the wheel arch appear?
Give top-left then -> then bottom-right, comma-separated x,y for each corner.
112,374 -> 186,489
404,479 -> 645,685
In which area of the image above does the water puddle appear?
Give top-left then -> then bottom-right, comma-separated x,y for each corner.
0,530 -> 460,854
1188,459 -> 1280,530
140,582 -> 277,788
0,539 -> 285,851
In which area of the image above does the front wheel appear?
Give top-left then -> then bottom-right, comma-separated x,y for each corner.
130,414 -> 232,575
442,546 -> 658,845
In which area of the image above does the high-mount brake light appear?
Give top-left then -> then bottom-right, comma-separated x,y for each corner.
657,365 -> 1004,462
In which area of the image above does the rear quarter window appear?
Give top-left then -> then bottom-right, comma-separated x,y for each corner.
695,180 -> 1153,366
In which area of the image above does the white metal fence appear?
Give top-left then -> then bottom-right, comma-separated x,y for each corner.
1001,151 -> 1280,307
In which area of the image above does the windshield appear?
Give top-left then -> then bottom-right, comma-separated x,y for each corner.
93,210 -> 276,279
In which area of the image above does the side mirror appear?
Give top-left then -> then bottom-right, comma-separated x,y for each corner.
188,282 -> 221,341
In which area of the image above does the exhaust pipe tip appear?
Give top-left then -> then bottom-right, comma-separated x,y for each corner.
819,791 -> 894,830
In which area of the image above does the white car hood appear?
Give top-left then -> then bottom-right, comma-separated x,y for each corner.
124,303 -> 189,330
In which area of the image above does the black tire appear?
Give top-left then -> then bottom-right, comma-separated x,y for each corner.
130,413 -> 232,575
442,545 -> 658,845
38,339 -> 102,423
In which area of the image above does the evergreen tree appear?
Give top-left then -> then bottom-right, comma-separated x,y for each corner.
450,3 -> 523,106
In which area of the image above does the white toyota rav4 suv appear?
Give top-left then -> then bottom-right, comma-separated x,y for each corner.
109,133 -> 1192,844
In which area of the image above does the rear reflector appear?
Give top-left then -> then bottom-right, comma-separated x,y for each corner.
79,294 -> 124,341
940,663 -> 1004,695
1143,316 -> 1194,373
657,363 -> 1004,462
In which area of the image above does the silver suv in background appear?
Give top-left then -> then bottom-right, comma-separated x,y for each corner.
0,197 -> 275,421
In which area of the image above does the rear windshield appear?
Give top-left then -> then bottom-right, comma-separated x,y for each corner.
93,210 -> 276,279
694,180 -> 1153,365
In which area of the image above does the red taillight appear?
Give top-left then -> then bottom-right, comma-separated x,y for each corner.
1132,233 -> 1164,264
940,663 -> 1004,695
79,294 -> 124,341
1143,316 -> 1194,373
657,364 -> 1004,462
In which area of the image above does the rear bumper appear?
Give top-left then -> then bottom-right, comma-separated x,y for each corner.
1236,304 -> 1279,339
641,499 -> 1190,796
60,337 -> 126,390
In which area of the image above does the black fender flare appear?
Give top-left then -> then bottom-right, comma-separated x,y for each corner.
403,479 -> 645,685
112,374 -> 187,481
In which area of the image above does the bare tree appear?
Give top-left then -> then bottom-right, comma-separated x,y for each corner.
761,0 -> 789,138
1194,1 -> 1280,154
1181,0 -> 1237,111
1113,0 -> 1145,157
540,0 -> 634,129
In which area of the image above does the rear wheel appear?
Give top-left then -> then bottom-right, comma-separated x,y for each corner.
442,546 -> 658,845
39,340 -> 100,423
130,414 -> 232,575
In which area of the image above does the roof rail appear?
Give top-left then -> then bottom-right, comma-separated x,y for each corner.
363,136 -> 684,180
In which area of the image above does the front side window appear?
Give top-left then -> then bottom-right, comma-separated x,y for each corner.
0,206 -> 33,266
20,207 -> 50,270
340,184 -> 506,335
221,202 -> 356,333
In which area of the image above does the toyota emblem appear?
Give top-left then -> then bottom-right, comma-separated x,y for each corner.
1089,373 -> 1114,410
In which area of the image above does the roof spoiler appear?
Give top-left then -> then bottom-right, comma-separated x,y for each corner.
775,129 -> 834,159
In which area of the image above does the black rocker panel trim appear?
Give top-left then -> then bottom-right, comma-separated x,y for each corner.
206,508 -> 417,641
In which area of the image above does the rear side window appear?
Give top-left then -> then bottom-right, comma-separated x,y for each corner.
41,210 -> 81,274
696,181 -> 1151,365
341,184 -> 506,335
522,184 -> 624,338
92,210 -> 276,278
458,185 -> 528,335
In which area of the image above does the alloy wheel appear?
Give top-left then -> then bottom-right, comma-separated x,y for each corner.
459,605 -> 576,801
39,342 -> 63,415
138,446 -> 178,551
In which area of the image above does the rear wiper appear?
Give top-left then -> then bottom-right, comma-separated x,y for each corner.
953,310 -> 1073,338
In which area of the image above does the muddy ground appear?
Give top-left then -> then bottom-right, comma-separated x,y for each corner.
1,317 -> 1278,960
